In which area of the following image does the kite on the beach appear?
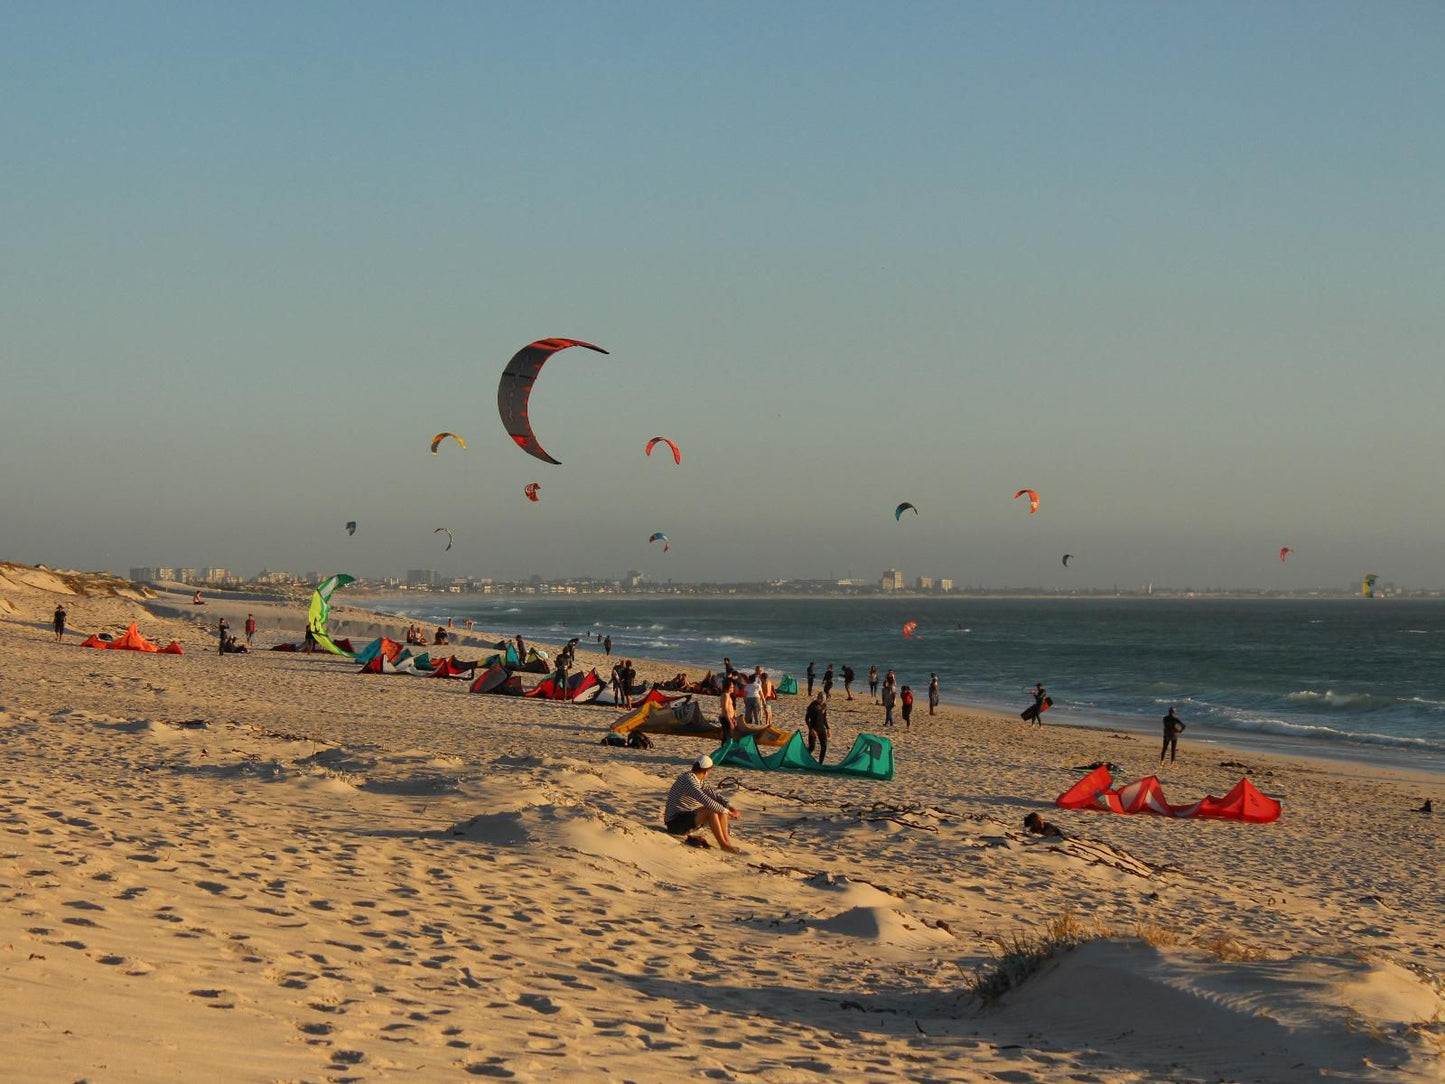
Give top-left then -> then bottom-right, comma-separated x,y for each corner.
894,502 -> 918,520
345,521 -> 357,536
645,436 -> 681,465
1062,553 -> 1073,567
1056,765 -> 1281,823
1279,547 -> 1293,562
435,527 -> 454,551
649,531 -> 670,553
902,621 -> 918,639
430,432 -> 466,455
1362,573 -> 1378,597
1014,489 -> 1040,514
497,337 -> 609,465
307,573 -> 356,657
524,482 -> 541,502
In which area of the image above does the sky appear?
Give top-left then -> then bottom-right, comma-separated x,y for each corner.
2,2 -> 1442,589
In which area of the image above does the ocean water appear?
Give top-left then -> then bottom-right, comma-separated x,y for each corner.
374,595 -> 1445,773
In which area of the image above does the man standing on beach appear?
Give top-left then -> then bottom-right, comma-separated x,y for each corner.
1161,707 -> 1186,764
603,634 -> 612,657
928,673 -> 940,716
663,754 -> 741,853
806,661 -> 816,697
822,664 -> 835,700
53,604 -> 67,642
719,675 -> 738,742
869,665 -> 879,701
805,692 -> 829,763
244,613 -> 257,647
842,664 -> 855,700
882,682 -> 896,727
217,616 -> 230,655
809,696 -> 832,763
743,668 -> 764,729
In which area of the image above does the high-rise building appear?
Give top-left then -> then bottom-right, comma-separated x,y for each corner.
406,569 -> 440,588
880,569 -> 905,591
938,578 -> 954,592
916,576 -> 935,591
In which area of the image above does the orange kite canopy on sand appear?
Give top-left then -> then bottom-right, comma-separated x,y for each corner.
79,622 -> 183,655
1055,764 -> 1281,823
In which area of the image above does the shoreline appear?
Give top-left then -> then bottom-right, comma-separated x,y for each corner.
359,594 -> 1445,781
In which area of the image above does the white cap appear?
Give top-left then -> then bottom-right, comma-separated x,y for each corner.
694,754 -> 714,771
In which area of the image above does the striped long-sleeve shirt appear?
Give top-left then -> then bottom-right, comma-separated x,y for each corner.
664,770 -> 730,822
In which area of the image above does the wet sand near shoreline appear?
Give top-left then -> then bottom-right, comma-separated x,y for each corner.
2,569 -> 1441,1081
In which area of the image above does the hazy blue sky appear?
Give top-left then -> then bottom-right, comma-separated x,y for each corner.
2,3 -> 1442,587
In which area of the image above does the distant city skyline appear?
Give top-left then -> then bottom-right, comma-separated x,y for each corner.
3,5 -> 1443,588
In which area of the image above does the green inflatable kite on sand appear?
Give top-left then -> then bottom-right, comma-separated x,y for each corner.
712,731 -> 894,781
307,573 -> 356,657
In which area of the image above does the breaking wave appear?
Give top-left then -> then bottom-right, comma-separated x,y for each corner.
1285,690 -> 1388,711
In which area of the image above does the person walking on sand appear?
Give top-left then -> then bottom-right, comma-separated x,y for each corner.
244,613 -> 257,646
841,664 -> 855,701
1161,707 -> 1186,764
53,604 -> 67,642
603,634 -> 612,657
760,670 -> 775,728
664,754 -> 742,852
217,616 -> 230,655
928,673 -> 939,716
868,664 -> 879,701
1024,682 -> 1049,727
882,682 -> 897,727
901,685 -> 915,729
806,661 -> 816,697
822,664 -> 835,700
805,692 -> 830,763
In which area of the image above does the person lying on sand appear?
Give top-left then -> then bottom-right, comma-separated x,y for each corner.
1023,811 -> 1066,838
664,754 -> 742,853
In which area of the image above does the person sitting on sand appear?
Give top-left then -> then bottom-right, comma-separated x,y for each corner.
434,627 -> 448,645
664,754 -> 741,853
192,591 -> 204,605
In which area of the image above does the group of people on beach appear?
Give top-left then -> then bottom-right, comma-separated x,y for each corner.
801,660 -> 941,739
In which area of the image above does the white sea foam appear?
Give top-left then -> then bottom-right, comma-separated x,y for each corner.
1202,714 -> 1444,752
1285,689 -> 1385,711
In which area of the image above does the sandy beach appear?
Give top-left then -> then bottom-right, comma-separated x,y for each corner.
2,565 -> 1441,1082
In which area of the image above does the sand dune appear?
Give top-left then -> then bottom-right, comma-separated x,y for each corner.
1,564 -> 1440,1081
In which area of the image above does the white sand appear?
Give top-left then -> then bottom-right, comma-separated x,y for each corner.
2,565 -> 1441,1082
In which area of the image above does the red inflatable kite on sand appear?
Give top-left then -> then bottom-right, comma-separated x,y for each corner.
80,622 -> 183,654
1055,765 -> 1281,823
